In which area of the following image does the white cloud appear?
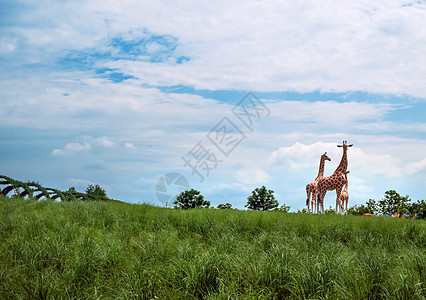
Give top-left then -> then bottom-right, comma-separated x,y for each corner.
125,142 -> 136,149
90,0 -> 426,97
3,1 -> 426,96
96,136 -> 114,148
52,142 -> 91,156
270,142 -> 337,169
268,101 -> 397,126
65,178 -> 92,189
350,147 -> 402,177
51,136 -> 114,156
406,158 -> 426,174
234,167 -> 271,185
270,141 -> 403,177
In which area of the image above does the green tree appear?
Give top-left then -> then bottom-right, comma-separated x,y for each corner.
408,199 -> 426,219
217,203 -> 233,209
245,186 -> 278,211
366,199 -> 378,214
377,190 -> 410,214
85,184 -> 107,198
174,189 -> 210,209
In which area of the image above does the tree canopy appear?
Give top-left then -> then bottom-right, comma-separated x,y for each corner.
245,186 -> 278,211
174,189 -> 210,209
85,184 -> 107,198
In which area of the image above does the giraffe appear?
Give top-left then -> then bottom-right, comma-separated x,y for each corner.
317,141 -> 353,214
305,152 -> 331,213
339,171 -> 350,214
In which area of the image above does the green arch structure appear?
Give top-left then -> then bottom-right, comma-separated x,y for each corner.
0,175 -> 109,202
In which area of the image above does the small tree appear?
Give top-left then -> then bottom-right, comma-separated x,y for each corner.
86,184 -> 107,198
377,190 -> 410,214
245,186 -> 278,211
217,203 -> 233,209
174,189 -> 210,209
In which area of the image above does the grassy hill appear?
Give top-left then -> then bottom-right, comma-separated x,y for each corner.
1,195 -> 425,299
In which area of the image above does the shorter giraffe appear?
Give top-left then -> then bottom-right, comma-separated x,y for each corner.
339,171 -> 350,214
317,141 -> 353,214
306,152 -> 331,214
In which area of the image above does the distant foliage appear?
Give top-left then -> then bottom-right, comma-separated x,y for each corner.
348,190 -> 426,218
245,186 -> 278,211
174,189 -> 210,209
217,203 -> 233,209
324,206 -> 336,215
274,203 -> 291,213
85,184 -> 107,198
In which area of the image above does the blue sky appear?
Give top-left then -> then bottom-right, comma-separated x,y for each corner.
1,0 -> 426,210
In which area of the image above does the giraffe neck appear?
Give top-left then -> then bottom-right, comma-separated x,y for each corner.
344,174 -> 348,190
334,148 -> 348,174
315,157 -> 326,180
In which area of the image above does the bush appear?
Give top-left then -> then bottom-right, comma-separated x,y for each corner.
217,203 -> 232,209
274,203 -> 291,213
174,189 -> 210,209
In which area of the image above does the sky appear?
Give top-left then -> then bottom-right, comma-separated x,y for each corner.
1,0 -> 426,211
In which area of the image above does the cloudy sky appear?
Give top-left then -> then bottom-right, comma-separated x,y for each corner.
1,0 -> 426,210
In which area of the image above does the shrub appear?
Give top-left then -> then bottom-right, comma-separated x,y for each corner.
217,203 -> 232,209
174,189 -> 210,209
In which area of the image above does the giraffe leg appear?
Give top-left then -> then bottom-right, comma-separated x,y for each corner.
317,191 -> 325,214
345,199 -> 348,215
315,193 -> 319,214
335,188 -> 343,214
312,192 -> 317,214
306,186 -> 311,213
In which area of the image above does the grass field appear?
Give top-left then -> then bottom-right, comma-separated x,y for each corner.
1,195 -> 425,299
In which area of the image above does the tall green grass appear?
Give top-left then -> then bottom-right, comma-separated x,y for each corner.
1,195 -> 425,299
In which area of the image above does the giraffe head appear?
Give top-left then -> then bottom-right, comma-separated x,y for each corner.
321,152 -> 331,162
337,141 -> 353,149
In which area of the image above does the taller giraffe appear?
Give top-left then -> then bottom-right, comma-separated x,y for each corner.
317,141 -> 353,214
305,152 -> 331,213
